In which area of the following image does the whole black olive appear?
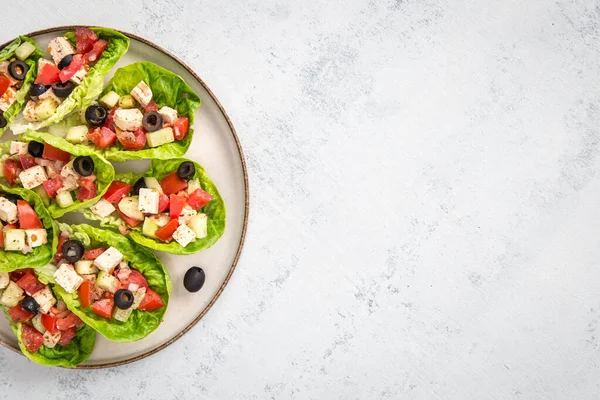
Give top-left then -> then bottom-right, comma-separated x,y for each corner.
132,178 -> 146,196
8,60 -> 28,81
29,83 -> 49,97
142,111 -> 163,132
61,240 -> 84,263
183,267 -> 205,293
58,54 -> 73,70
73,156 -> 94,177
0,113 -> 6,129
52,81 -> 75,98
20,296 -> 39,314
114,289 -> 134,310
85,105 -> 108,126
177,162 -> 195,180
27,141 -> 44,157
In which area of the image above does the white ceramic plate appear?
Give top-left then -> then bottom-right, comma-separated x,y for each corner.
0,26 -> 248,368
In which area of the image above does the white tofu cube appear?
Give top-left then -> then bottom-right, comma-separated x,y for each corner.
25,229 -> 48,248
130,80 -> 152,107
10,141 -> 29,155
150,213 -> 170,227
177,205 -> 197,224
53,264 -> 83,294
42,330 -> 61,348
113,108 -> 143,131
32,286 -> 56,313
138,188 -> 159,214
23,100 -> 40,122
93,246 -> 124,273
158,106 -> 178,124
91,198 -> 116,218
69,66 -> 88,85
172,224 -> 196,247
0,197 -> 18,224
0,272 -> 9,289
39,88 -> 63,105
19,165 -> 47,189
47,37 -> 74,65
0,87 -> 17,112
132,287 -> 146,309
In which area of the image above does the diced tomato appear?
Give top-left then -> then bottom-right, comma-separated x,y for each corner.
53,234 -> 69,264
42,144 -> 71,163
116,127 -> 146,150
155,219 -> 179,242
16,272 -> 45,295
57,327 -> 77,346
173,117 -> 189,140
42,176 -> 63,198
88,126 -> 117,149
83,39 -> 107,64
17,200 -> 43,229
34,64 -> 60,85
103,181 -> 133,204
19,154 -> 36,169
58,54 -> 84,83
169,194 -> 186,219
75,27 -> 98,54
116,207 -> 142,228
76,177 -> 97,201
157,194 -> 170,213
56,313 -> 83,330
9,268 -> 32,282
138,288 -> 164,311
187,188 -> 213,210
125,270 -> 149,288
77,280 -> 93,309
8,305 -> 33,323
0,76 -> 10,98
3,159 -> 22,186
83,248 -> 106,260
0,231 -> 3,248
144,102 -> 158,113
103,107 -> 117,131
41,313 -> 59,334
91,298 -> 113,319
21,324 -> 43,353
160,172 -> 187,195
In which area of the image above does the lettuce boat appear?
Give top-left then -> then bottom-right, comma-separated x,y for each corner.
1,268 -> 95,368
82,158 -> 225,254
50,223 -> 171,342
10,27 -> 129,134
0,130 -> 115,218
0,183 -> 56,271
0,36 -> 43,137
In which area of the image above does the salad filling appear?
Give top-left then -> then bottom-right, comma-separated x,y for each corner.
0,193 -> 47,254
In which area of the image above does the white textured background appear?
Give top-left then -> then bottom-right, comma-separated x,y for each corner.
2,0 -> 600,399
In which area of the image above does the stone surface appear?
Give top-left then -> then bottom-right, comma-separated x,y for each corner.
2,0 -> 600,398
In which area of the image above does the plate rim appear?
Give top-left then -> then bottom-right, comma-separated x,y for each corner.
0,25 -> 249,369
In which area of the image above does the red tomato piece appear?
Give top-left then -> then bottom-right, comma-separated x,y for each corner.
160,172 -> 187,195
103,181 -> 132,203
76,177 -> 97,201
0,76 -> 10,98
53,234 -> 69,264
42,176 -> 63,198
9,268 -> 32,282
42,144 -> 71,163
187,188 -> 213,210
138,288 -> 164,311
172,117 -> 189,140
19,154 -> 36,169
16,272 -> 45,295
155,219 -> 179,242
83,39 -> 107,64
56,313 -> 83,330
21,324 -> 43,353
91,298 -> 113,319
3,159 -> 22,186
125,270 -> 149,288
58,54 -> 84,83
0,231 -> 3,248
87,127 -> 117,149
75,27 -> 98,54
77,280 -> 93,309
83,248 -> 106,260
41,313 -> 59,334
144,102 -> 158,113
103,107 -> 117,131
57,327 -> 77,346
116,207 -> 142,228
116,127 -> 146,150
169,194 -> 186,219
34,64 -> 60,85
157,194 -> 170,213
17,200 -> 43,229
8,305 -> 33,323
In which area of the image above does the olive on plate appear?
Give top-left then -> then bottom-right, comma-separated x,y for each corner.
20,296 -> 40,314
177,162 -> 195,180
142,111 -> 163,132
114,289 -> 134,310
58,54 -> 73,70
3,194 -> 19,204
132,177 -> 146,196
27,141 -> 44,157
8,60 -> 29,81
73,156 -> 94,177
52,81 -> 75,98
61,240 -> 84,263
0,114 -> 6,129
85,105 -> 108,126
29,83 -> 49,97
183,267 -> 205,293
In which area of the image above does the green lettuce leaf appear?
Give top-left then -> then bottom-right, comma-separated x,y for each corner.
0,36 -> 43,138
0,183 -> 57,271
53,223 -> 171,342
0,130 -> 115,218
83,158 -> 226,254
10,27 -> 130,133
99,62 -> 201,161
4,306 -> 96,368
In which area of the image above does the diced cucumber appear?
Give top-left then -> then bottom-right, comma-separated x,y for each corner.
188,213 -> 208,239
33,185 -> 51,207
118,95 -> 135,109
34,98 -> 58,120
142,217 -> 159,239
66,125 -> 89,144
75,260 -> 98,275
0,272 -> 9,289
144,177 -> 162,193
113,307 -> 133,322
96,271 -> 118,292
146,127 -> 174,148
56,191 -> 74,208
15,42 -> 36,60
0,281 -> 24,307
118,196 -> 144,221
32,314 -> 46,334
4,229 -> 26,252
187,179 -> 201,194
100,91 -> 120,109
